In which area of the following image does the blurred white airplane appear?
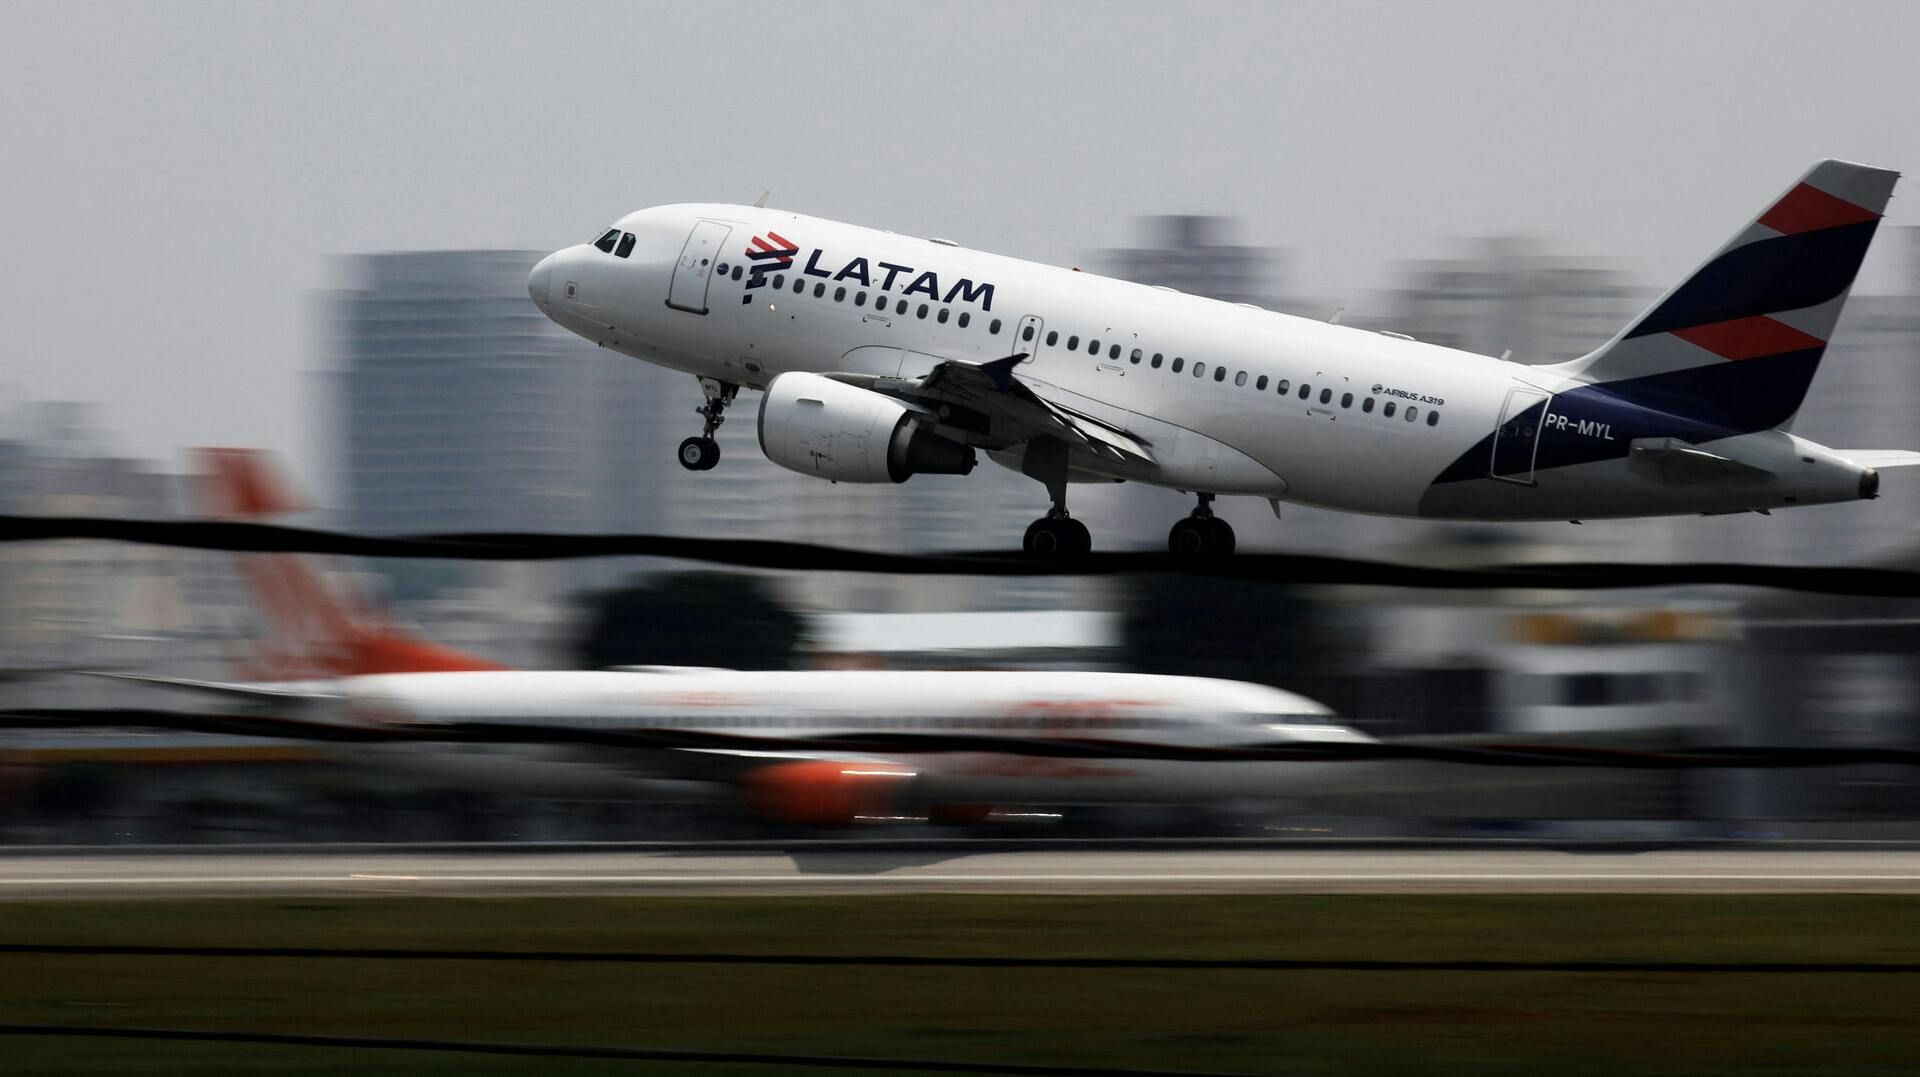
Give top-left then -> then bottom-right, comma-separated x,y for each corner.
531,159 -> 1918,556
101,450 -> 1366,826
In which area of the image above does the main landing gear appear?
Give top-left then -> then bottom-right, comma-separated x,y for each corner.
678,377 -> 737,472
1024,509 -> 1092,557
1019,437 -> 1092,557
1168,493 -> 1235,556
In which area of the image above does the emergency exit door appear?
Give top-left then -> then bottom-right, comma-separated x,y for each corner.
1490,386 -> 1551,484
667,221 -> 732,314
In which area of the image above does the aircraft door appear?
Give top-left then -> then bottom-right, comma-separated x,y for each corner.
1013,315 -> 1044,363
667,220 -> 732,315
1490,386 -> 1551,484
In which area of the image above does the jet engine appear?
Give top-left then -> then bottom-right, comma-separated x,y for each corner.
758,372 -> 976,483
743,760 -> 918,826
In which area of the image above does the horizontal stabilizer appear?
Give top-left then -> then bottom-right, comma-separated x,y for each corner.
70,671 -> 339,702
1838,450 -> 1920,468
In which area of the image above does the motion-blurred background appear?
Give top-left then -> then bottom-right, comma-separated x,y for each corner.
5,2 -> 1920,842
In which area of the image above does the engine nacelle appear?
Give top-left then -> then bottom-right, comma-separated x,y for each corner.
743,760 -> 918,826
758,372 -> 976,483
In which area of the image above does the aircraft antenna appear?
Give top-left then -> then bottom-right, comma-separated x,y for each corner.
753,190 -> 771,208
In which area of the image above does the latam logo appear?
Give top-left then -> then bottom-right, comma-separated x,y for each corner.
746,231 -> 798,268
733,234 -> 996,312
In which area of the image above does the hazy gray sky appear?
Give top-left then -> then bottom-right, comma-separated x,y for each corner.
5,1 -> 1920,471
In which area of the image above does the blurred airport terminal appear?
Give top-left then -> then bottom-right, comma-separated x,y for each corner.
6,217 -> 1920,843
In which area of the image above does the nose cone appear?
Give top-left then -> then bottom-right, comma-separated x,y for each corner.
527,252 -> 556,311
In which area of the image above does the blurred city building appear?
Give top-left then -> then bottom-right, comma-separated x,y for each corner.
0,403 -> 229,707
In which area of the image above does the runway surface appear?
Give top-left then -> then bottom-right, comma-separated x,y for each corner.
7,845 -> 1920,897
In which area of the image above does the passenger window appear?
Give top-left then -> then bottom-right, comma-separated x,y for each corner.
1299,384 -> 1310,399
896,299 -> 908,314
1109,344 -> 1121,360
1022,324 -> 1036,342
1276,379 -> 1289,393
834,286 -> 846,302
594,228 -> 620,253
1214,366 -> 1227,382
1427,411 -> 1439,427
614,232 -> 637,258
1130,348 -> 1143,364
1341,392 -> 1353,408
917,303 -> 929,318
1256,375 -> 1268,390
1384,401 -> 1397,417
1362,396 -> 1374,413
1067,335 -> 1080,349
1319,388 -> 1332,404
1193,361 -> 1206,378
773,274 -> 785,289
1234,370 -> 1247,387
814,283 -> 826,298
1151,352 -> 1164,368
731,265 -> 743,280
793,278 -> 805,294
855,291 -> 867,306
1171,357 -> 1185,373
989,318 -> 1002,334
938,308 -> 950,323
1089,338 -> 1101,355
959,312 -> 971,328
1406,406 -> 1418,422
1046,330 -> 1059,346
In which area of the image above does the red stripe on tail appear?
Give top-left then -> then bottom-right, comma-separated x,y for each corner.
1757,183 -> 1881,235
1670,315 -> 1826,361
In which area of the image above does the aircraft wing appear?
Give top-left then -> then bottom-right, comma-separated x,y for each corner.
830,354 -> 1155,465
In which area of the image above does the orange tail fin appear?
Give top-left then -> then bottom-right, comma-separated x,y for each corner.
194,448 -> 510,677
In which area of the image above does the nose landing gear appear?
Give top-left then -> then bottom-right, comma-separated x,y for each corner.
678,377 -> 737,472
1168,493 -> 1235,556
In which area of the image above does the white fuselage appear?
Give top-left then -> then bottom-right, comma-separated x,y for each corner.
334,668 -> 1366,805
528,205 -> 1874,523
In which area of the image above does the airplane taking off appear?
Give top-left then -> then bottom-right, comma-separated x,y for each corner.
530,160 -> 1920,555
93,450 -> 1367,826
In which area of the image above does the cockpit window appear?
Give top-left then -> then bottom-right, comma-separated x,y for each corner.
593,228 -> 620,253
614,232 -> 637,259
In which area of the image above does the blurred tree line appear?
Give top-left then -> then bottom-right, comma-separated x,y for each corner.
573,572 -> 1366,705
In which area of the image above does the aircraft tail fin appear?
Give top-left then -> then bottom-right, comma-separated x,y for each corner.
1552,159 -> 1898,432
192,448 -> 509,678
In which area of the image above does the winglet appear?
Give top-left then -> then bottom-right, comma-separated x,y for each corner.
979,353 -> 1028,390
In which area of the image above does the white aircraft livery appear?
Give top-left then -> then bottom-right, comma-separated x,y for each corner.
528,160 -> 1918,555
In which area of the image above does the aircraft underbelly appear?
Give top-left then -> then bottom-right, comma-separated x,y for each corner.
1416,457 -> 1782,520
916,758 -> 1357,805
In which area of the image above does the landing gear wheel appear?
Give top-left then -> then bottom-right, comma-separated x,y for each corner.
1024,516 -> 1092,558
1206,516 -> 1236,554
1062,517 -> 1092,555
1170,492 -> 1235,557
678,436 -> 720,471
1168,517 -> 1212,556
